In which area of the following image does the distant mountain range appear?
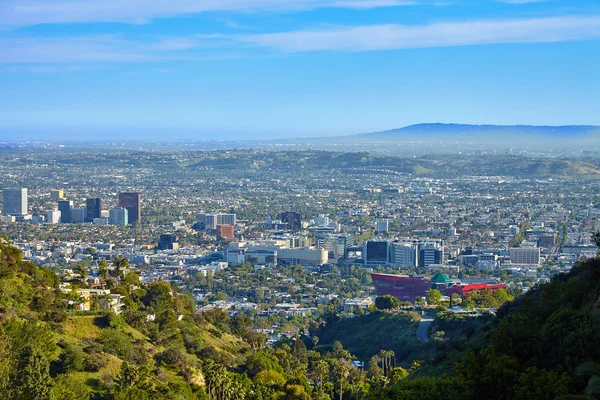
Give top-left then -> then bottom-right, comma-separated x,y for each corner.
357,123 -> 600,140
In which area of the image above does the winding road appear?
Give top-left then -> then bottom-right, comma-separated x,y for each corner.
417,314 -> 434,343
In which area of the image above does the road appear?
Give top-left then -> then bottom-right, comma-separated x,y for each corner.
417,315 -> 434,343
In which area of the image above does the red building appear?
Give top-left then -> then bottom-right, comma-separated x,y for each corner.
371,273 -> 431,303
217,224 -> 235,240
444,283 -> 506,296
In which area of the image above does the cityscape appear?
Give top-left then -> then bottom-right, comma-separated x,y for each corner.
2,0 -> 600,398
2,142 -> 600,398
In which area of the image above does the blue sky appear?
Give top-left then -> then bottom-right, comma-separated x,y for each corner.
0,0 -> 599,140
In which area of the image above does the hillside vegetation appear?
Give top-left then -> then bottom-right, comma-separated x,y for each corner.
316,311 -> 423,364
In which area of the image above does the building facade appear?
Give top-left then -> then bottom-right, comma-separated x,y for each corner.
118,192 -> 141,225
2,188 -> 27,215
58,200 -> 73,223
109,207 -> 129,226
85,197 -> 101,222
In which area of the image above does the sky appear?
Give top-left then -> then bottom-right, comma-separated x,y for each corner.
0,0 -> 599,140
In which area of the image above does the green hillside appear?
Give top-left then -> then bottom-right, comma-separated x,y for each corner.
316,311 -> 424,365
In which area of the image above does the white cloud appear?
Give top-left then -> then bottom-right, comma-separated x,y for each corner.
0,0 -> 419,27
241,15 -> 600,51
1,16 -> 598,64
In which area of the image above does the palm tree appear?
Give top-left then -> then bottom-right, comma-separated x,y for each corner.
558,362 -> 600,399
315,360 -> 329,393
334,362 -> 349,400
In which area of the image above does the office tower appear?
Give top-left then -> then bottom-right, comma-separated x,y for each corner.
376,220 -> 389,233
363,240 -> 390,265
157,234 -> 179,250
510,247 -> 540,265
85,198 -> 101,222
2,188 -> 28,215
50,190 -> 64,201
390,243 -> 419,268
118,192 -> 141,225
109,207 -> 129,226
70,207 -> 86,223
196,212 -> 236,230
47,210 -> 61,224
58,200 -> 73,223
281,211 -> 302,231
419,245 -> 443,268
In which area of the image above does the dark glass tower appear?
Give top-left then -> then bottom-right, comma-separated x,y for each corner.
118,192 -> 141,225
85,197 -> 101,222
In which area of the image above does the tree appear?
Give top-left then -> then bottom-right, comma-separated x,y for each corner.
425,289 -> 442,306
592,231 -> 600,250
375,295 -> 400,310
367,356 -> 383,380
313,360 -> 329,393
15,346 -> 53,400
98,260 -> 109,281
333,362 -> 349,400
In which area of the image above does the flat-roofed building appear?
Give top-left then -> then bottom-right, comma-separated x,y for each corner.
510,247 -> 540,265
3,188 -> 27,216
118,192 -> 141,225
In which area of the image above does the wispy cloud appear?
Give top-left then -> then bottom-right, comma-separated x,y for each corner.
241,15 -> 600,51
1,16 -> 598,64
498,0 -> 549,3
0,0 -> 419,28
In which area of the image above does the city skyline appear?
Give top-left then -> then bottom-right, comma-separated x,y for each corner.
1,0 -> 599,140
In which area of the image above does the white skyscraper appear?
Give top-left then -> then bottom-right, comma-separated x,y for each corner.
47,210 -> 61,224
2,188 -> 28,215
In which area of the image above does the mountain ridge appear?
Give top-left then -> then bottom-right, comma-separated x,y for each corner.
357,123 -> 600,139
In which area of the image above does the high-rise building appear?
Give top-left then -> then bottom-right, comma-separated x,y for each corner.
50,190 -> 65,201
197,213 -> 236,230
316,233 -> 353,258
2,188 -> 28,215
47,210 -> 61,224
376,220 -> 389,233
390,243 -> 419,268
510,247 -> 540,265
70,208 -> 86,223
118,192 -> 141,225
86,198 -> 101,222
58,200 -> 73,223
157,234 -> 179,250
419,245 -> 443,268
281,211 -> 302,231
363,240 -> 390,265
109,207 -> 129,226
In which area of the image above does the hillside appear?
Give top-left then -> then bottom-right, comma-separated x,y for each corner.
359,123 -> 600,141
316,311 -> 424,365
179,150 -> 600,179
0,236 -> 247,399
366,257 -> 600,399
